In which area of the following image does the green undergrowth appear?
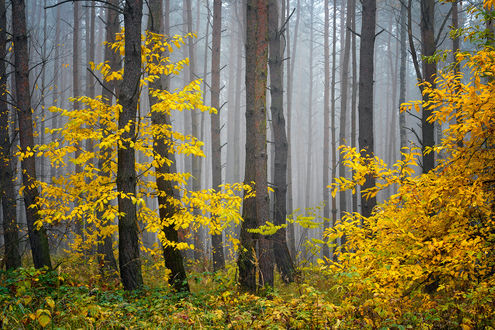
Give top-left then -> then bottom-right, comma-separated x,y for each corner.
0,266 -> 345,329
1,264 -> 492,329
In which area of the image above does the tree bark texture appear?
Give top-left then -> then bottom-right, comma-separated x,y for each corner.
238,0 -> 273,291
358,0 -> 377,218
117,0 -> 144,291
268,0 -> 294,283
421,0 -> 436,173
0,0 -> 20,270
12,0 -> 52,269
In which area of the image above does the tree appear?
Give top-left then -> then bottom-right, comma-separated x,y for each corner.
96,0 -> 119,278
0,0 -> 20,270
210,0 -> 226,271
322,0 -> 330,260
116,0 -> 144,291
12,0 -> 51,269
238,0 -> 273,291
268,0 -> 295,283
357,0 -> 377,218
147,0 -> 189,292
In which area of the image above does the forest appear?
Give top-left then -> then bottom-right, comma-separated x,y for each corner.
0,0 -> 494,327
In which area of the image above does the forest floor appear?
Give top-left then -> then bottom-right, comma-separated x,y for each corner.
0,257 -> 346,329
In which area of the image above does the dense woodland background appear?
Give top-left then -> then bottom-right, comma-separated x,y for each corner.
0,0 -> 494,327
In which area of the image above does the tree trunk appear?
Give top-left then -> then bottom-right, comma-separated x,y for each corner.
210,0 -> 226,271
339,0 -> 353,246
0,0 -> 20,270
285,0 -> 301,259
147,0 -> 189,292
117,0 -> 144,291
421,0 -> 436,173
330,0 -> 338,258
238,0 -> 273,291
268,0 -> 295,283
399,0 -> 407,160
96,0 -> 119,279
12,0 -> 51,269
358,0 -> 377,218
50,4 -> 61,182
350,0 -> 358,213
322,0 -> 331,260
183,0 -> 203,261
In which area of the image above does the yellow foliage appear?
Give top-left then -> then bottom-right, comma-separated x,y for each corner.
322,25 -> 495,327
35,31 -> 243,271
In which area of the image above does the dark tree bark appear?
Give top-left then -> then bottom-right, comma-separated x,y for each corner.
322,0 -> 330,260
420,0 -> 436,173
210,0 -> 226,271
350,0 -> 358,213
268,0 -> 294,283
238,0 -> 273,291
0,0 -> 20,270
147,0 -> 189,292
117,0 -> 144,291
358,0 -> 377,218
12,0 -> 51,269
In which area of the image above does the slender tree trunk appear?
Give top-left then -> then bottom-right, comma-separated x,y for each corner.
268,0 -> 294,283
330,0 -> 338,258
117,0 -> 144,291
238,0 -> 273,291
285,0 -> 301,259
339,0 -> 352,245
210,0 -> 225,271
50,5 -> 61,182
350,0 -> 358,213
96,0 -> 119,279
399,0 -> 407,159
421,0 -> 436,173
0,0 -> 20,270
358,0 -> 377,218
184,0 -> 203,261
147,0 -> 189,292
12,0 -> 51,269
305,0 -> 314,211
322,0 -> 330,260
73,1 -> 83,239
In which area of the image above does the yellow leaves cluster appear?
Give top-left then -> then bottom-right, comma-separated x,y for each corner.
35,31 -> 243,265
